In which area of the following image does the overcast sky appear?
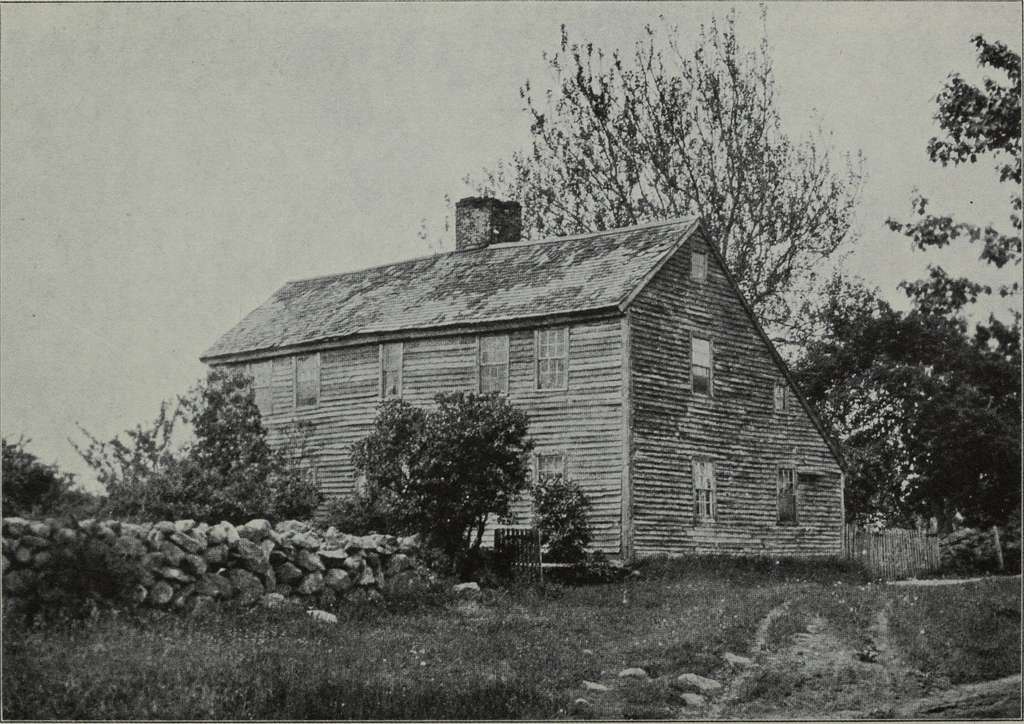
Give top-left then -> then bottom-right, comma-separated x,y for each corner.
2,2 -> 1020,490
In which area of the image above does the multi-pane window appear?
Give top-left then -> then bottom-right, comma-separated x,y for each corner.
773,381 -> 788,412
248,360 -> 273,415
778,467 -> 797,524
381,342 -> 403,398
692,458 -> 716,522
478,334 -> 509,393
536,452 -> 566,482
295,354 -> 319,408
691,250 -> 708,281
536,327 -> 568,390
691,337 -> 712,395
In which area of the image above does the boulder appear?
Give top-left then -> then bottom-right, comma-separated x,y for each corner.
145,529 -> 164,550
275,583 -> 294,597
206,523 -> 228,546
171,584 -> 196,610
31,550 -> 52,569
14,545 -> 33,565
386,553 -> 414,575
150,581 -> 174,606
261,592 -> 287,609
570,698 -> 592,716
154,521 -> 176,535
308,609 -> 338,624
203,544 -> 229,567
452,582 -> 481,600
188,594 -> 216,617
296,572 -> 324,596
675,673 -> 722,694
222,522 -> 241,547
324,569 -> 354,594
114,534 -> 147,558
275,561 -> 304,585
2,517 -> 31,537
141,551 -> 166,572
397,533 -> 422,553
680,692 -> 707,708
3,569 -> 36,595
159,541 -> 187,568
159,567 -> 195,584
19,534 -> 50,550
341,554 -> 365,575
259,538 -> 276,558
582,680 -> 609,692
169,531 -> 204,555
318,548 -> 348,568
130,584 -> 148,605
234,538 -> 270,574
55,527 -> 78,545
174,519 -> 196,533
28,521 -> 53,538
228,568 -> 265,606
367,534 -> 399,555
723,652 -> 755,668
291,532 -> 321,550
181,554 -> 208,577
239,519 -> 272,542
358,566 -> 377,587
196,572 -> 234,599
95,524 -> 117,542
618,668 -> 649,680
294,548 -> 325,573
275,520 -> 309,535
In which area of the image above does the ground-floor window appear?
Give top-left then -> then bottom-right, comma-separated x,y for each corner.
777,466 -> 797,524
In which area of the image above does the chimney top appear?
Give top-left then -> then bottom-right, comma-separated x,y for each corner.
454,197 -> 522,251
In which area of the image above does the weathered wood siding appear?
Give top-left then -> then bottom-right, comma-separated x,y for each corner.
628,232 -> 843,557
225,318 -> 624,552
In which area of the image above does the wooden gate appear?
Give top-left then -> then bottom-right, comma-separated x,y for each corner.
842,524 -> 940,579
494,528 -> 542,581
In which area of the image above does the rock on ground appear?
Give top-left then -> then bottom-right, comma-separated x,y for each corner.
308,609 -> 338,624
675,673 -> 723,694
582,680 -> 609,692
680,692 -> 707,707
452,581 -> 481,599
618,668 -> 649,679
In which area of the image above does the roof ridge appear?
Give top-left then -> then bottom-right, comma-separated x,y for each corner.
283,215 -> 700,287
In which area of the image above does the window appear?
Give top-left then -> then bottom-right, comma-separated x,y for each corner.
773,381 -> 788,412
692,458 -> 716,522
248,360 -> 273,415
691,250 -> 707,281
478,334 -> 509,393
536,452 -> 566,482
381,342 -> 403,398
691,336 -> 713,395
295,354 -> 319,408
536,327 -> 568,390
778,467 -> 797,524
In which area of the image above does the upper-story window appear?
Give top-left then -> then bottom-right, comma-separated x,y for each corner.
295,354 -> 319,408
381,342 -> 403,398
692,458 -> 716,522
691,250 -> 708,281
479,334 -> 509,393
773,381 -> 789,412
536,452 -> 566,482
691,336 -> 713,395
536,327 -> 568,390
777,466 -> 797,524
248,360 -> 273,415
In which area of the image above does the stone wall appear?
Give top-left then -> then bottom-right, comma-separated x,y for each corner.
2,516 -> 425,614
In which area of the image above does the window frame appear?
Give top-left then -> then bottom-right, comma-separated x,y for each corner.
690,334 -> 714,396
294,352 -> 320,409
380,342 -> 404,399
535,326 -> 569,391
777,465 -> 798,525
477,333 -> 510,394
691,457 -> 717,523
691,249 -> 708,282
535,451 -> 567,484
773,380 -> 789,413
247,360 -> 274,416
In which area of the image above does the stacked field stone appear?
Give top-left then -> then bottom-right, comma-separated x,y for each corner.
1,516 -> 424,614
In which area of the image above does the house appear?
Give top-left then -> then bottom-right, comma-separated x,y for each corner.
202,196 -> 844,560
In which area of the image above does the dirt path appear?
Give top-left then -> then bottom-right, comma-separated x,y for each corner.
888,573 -> 1022,587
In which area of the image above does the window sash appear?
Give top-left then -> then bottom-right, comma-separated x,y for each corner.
479,335 -> 509,393
381,343 -> 403,398
692,459 -> 716,521
691,251 -> 707,281
537,453 -> 566,482
778,467 -> 797,523
774,382 -> 787,412
295,354 -> 319,408
248,361 -> 274,415
536,328 -> 568,389
691,337 -> 712,395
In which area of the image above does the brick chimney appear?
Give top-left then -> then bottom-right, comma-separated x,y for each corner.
454,197 -> 522,251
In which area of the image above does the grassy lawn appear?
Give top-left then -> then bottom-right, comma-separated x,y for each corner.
3,560 -> 1019,720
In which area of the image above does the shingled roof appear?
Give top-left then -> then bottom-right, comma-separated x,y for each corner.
201,217 -> 700,361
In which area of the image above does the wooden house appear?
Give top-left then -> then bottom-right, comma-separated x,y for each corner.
202,197 -> 844,559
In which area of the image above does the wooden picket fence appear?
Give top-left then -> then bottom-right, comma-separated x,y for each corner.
842,524 -> 940,579
494,527 -> 542,581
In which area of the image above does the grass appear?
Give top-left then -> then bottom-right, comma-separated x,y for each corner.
3,559 -> 1019,720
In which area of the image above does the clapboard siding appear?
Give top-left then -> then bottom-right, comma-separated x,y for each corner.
226,318 -> 624,552
628,232 -> 843,557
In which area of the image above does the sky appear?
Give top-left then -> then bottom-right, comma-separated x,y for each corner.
1,2 -> 1021,491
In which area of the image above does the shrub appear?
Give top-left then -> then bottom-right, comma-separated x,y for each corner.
76,368 -> 322,522
2,437 -> 103,518
352,393 -> 534,569
532,473 -> 591,562
322,482 -> 410,536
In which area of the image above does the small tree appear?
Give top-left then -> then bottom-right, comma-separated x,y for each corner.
532,473 -> 592,562
2,437 -> 102,518
351,393 -> 534,567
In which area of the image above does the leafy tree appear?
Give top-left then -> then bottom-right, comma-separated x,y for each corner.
76,368 -> 321,522
2,437 -> 102,517
351,393 -> 534,567
469,9 -> 862,344
532,473 -> 591,562
887,35 -> 1021,316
